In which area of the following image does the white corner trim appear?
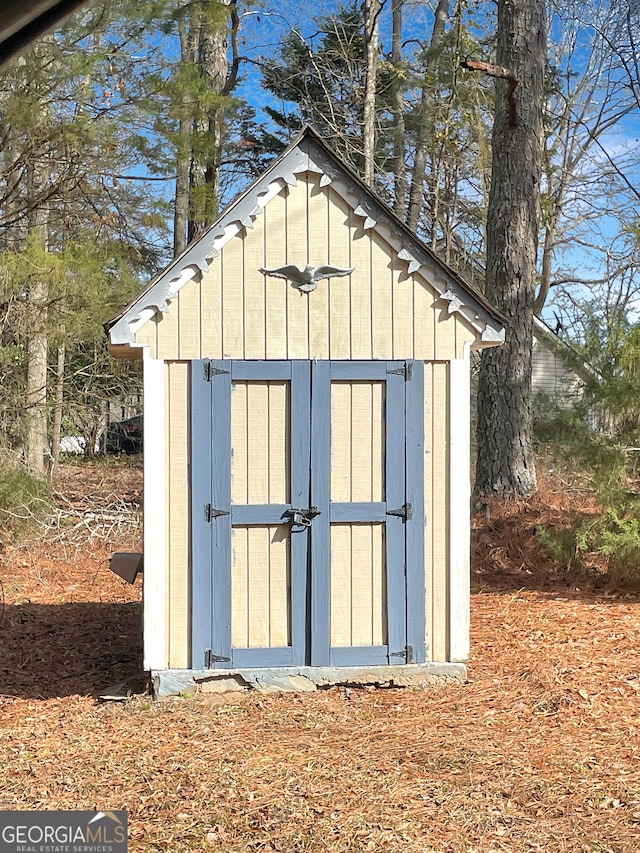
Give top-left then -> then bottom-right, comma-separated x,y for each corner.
143,352 -> 168,671
449,344 -> 471,662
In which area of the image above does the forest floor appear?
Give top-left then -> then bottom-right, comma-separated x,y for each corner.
1,462 -> 639,852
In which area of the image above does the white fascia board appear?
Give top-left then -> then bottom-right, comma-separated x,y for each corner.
448,343 -> 471,662
142,352 -> 168,671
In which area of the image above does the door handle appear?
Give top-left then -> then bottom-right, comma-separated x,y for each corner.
282,506 -> 321,531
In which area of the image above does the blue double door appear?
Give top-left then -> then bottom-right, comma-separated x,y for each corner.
191,359 -> 425,670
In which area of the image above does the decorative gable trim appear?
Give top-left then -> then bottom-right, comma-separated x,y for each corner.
107,129 -> 505,348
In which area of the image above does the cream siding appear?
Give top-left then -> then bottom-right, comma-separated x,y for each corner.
329,380 -> 386,647
229,378 -> 292,650
157,295 -> 179,360
201,253 -> 222,357
392,252 -> 414,359
178,275 -> 201,359
330,524 -> 386,647
231,525 -> 291,649
166,361 -> 190,668
135,173 -> 479,363
424,361 -> 449,662
330,382 -> 384,503
308,173 -> 330,358
286,171 -> 310,359
263,186 -> 288,360
327,185 -> 352,359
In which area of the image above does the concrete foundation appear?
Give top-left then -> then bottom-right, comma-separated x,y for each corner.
152,663 -> 467,698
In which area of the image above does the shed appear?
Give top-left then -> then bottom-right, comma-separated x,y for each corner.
106,128 -> 505,696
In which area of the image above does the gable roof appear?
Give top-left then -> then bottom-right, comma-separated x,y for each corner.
106,127 -> 506,349
0,0 -> 89,67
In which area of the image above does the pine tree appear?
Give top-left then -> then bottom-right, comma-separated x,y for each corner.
475,0 -> 547,498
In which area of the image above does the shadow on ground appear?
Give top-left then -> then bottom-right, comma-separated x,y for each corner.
0,601 -> 145,699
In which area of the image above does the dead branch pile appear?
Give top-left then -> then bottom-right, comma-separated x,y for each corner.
7,463 -> 142,555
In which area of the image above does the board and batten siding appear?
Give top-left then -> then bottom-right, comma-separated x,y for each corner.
161,358 -> 454,667
166,361 -> 190,668
230,379 -> 292,650
134,173 -> 477,362
329,380 -> 386,649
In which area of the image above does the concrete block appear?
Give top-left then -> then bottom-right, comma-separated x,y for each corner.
198,675 -> 250,694
152,663 -> 467,699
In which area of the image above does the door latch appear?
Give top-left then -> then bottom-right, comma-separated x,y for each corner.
282,506 -> 321,531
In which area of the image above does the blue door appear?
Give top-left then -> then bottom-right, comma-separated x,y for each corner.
192,360 -> 425,670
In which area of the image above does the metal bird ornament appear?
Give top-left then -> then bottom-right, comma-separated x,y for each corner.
259,263 -> 355,292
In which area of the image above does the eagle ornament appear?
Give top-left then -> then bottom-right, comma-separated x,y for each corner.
258,263 -> 355,292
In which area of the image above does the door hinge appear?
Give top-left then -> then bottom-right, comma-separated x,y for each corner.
204,504 -> 230,522
387,362 -> 413,380
203,361 -> 230,381
389,644 -> 414,663
386,502 -> 413,521
204,649 -> 231,668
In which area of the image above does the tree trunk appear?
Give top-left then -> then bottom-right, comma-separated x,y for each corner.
475,0 -> 546,498
51,341 -> 65,476
533,220 -> 556,316
24,162 -> 50,476
174,19 -> 197,255
174,114 -> 191,257
363,0 -> 382,188
407,0 -> 449,232
188,3 -> 231,243
25,310 -> 48,474
390,0 -> 406,213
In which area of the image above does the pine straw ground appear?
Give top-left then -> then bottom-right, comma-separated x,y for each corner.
1,464 -> 640,853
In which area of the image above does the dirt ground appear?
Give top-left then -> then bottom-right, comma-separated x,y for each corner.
1,463 -> 639,852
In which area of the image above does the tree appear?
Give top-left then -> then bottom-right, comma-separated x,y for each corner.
389,0 -> 407,212
474,0 -> 547,498
260,5 -> 368,173
363,0 -> 382,187
406,0 -> 450,231
534,0 -> 640,317
0,1 -> 171,474
172,0 -> 241,255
